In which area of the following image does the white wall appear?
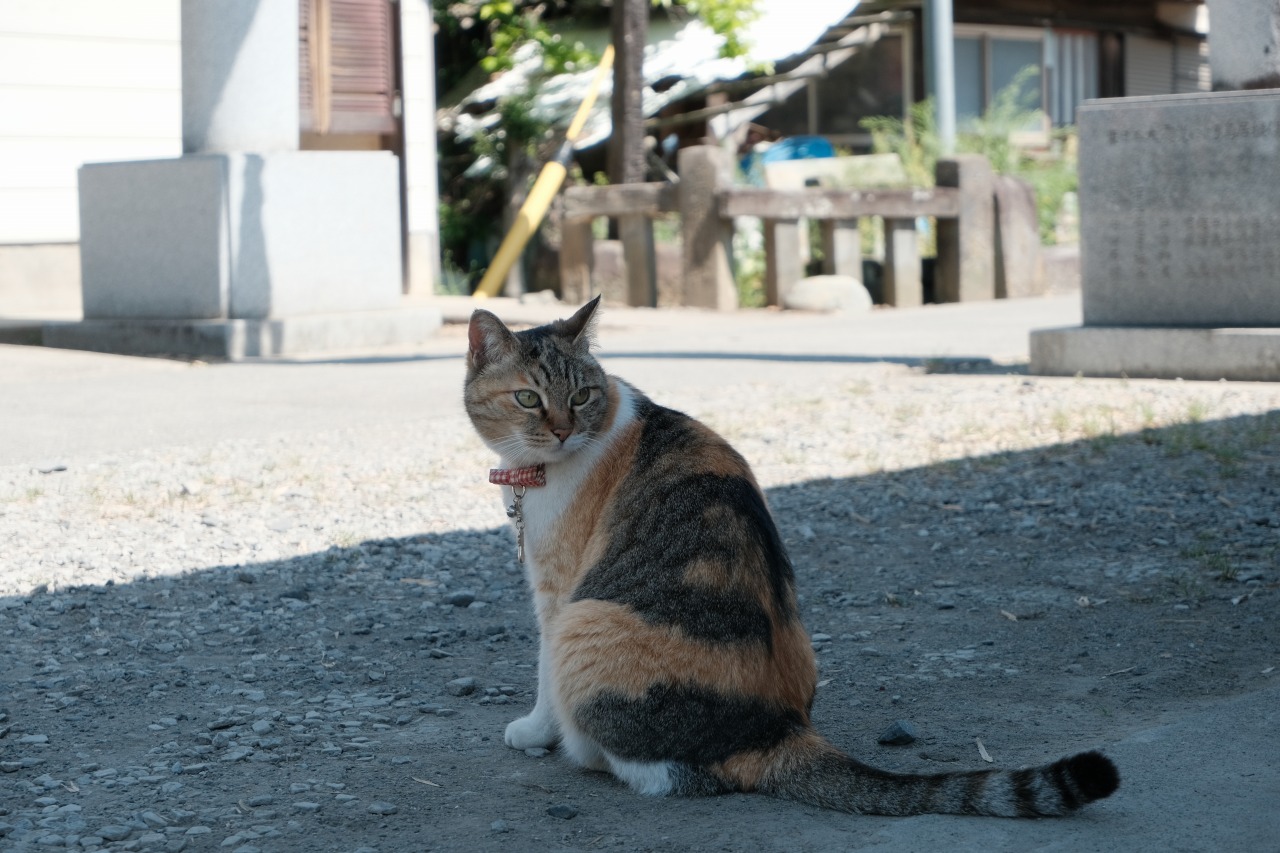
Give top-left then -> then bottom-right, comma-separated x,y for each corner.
0,0 -> 181,244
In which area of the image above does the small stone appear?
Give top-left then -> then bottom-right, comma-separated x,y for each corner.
782,274 -> 873,313
444,590 -> 476,608
246,795 -> 274,807
19,734 -> 49,744
138,811 -> 168,827
185,826 -> 212,836
445,677 -> 477,697
251,721 -> 272,735
98,825 -> 133,841
367,801 -> 397,815
546,804 -> 578,820
490,820 -> 511,833
292,802 -> 320,813
878,720 -> 919,746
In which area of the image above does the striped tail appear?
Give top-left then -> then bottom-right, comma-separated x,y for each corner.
755,731 -> 1119,817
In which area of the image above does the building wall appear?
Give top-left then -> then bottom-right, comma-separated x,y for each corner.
0,0 -> 182,246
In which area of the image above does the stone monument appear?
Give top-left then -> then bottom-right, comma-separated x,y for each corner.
1031,0 -> 1280,381
44,0 -> 440,359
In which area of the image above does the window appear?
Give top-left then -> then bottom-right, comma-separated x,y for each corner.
952,25 -> 1096,134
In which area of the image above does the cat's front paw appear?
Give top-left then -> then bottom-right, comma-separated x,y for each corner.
504,711 -> 559,750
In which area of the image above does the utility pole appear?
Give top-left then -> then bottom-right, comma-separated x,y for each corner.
924,0 -> 957,154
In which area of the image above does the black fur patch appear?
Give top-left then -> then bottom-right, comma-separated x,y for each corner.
1059,751 -> 1120,802
571,401 -> 796,645
575,683 -> 804,765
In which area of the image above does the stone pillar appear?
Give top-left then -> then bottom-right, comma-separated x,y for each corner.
935,155 -> 995,302
882,218 -> 922,307
762,219 -> 803,307
678,146 -> 737,310
181,0 -> 299,153
820,219 -> 861,278
1207,0 -> 1280,91
62,0 -> 438,359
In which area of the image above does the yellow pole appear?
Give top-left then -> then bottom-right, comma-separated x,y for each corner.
474,45 -> 615,299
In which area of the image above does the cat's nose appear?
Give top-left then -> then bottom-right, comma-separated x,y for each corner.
551,427 -> 573,443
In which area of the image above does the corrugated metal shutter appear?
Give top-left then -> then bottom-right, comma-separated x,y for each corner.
1048,30 -> 1098,126
1173,34 -> 1210,94
300,0 -> 397,135
1125,34 -> 1173,97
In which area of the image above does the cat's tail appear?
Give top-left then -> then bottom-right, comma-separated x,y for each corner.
746,729 -> 1118,817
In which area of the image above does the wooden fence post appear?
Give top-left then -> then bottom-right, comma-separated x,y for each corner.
935,155 -> 995,302
763,219 -> 804,306
678,145 -> 737,310
619,215 -> 656,307
882,218 -> 922,307
820,218 -> 861,278
559,217 -> 595,305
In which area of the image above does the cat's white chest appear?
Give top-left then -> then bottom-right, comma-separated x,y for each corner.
497,383 -> 634,575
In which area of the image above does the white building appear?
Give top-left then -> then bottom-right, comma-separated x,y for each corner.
0,0 -> 440,319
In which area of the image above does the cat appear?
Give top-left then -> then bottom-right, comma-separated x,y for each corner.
463,296 -> 1119,816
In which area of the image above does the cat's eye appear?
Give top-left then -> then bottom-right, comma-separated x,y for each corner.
514,390 -> 541,408
569,388 -> 591,406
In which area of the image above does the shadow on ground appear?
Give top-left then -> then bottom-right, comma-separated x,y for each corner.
1,412 -> 1277,851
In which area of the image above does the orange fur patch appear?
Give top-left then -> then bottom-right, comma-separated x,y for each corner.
552,599 -> 816,720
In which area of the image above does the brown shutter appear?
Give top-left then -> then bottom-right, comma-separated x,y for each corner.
300,0 -> 397,135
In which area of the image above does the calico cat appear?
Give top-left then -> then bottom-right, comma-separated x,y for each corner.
463,297 -> 1119,816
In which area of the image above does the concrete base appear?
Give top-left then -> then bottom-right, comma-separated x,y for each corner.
1030,325 -> 1280,381
0,243 -> 82,317
78,151 -> 403,319
42,306 -> 442,361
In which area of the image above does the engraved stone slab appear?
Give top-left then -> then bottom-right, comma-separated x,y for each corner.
1078,89 -> 1280,327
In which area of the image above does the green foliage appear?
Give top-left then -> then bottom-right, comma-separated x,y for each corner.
860,98 -> 941,188
859,67 -> 1079,245
478,2 -> 596,74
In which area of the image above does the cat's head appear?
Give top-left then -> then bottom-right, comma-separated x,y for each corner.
464,297 -> 610,465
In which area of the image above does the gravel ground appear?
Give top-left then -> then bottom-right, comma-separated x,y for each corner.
2,320 -> 1279,851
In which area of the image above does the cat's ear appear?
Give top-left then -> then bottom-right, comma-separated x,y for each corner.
560,295 -> 601,349
467,309 -> 517,372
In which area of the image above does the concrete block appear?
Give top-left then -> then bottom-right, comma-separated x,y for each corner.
1078,89 -> 1280,326
993,175 -> 1044,299
935,155 -> 996,303
43,306 -> 442,361
78,151 -> 402,321
1030,325 -> 1280,381
678,146 -> 736,310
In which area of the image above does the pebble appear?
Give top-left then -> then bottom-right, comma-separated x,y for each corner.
98,825 -> 132,841
367,801 -> 397,815
446,677 -> 478,697
546,804 -> 579,820
444,590 -> 477,607
877,720 -> 920,746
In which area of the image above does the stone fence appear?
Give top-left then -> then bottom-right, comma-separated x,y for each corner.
557,145 -> 998,310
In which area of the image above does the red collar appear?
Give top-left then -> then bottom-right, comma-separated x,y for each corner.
488,464 -> 546,488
